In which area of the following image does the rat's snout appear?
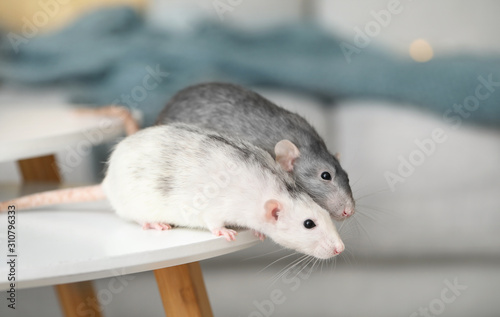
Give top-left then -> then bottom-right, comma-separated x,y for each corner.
333,241 -> 345,256
331,203 -> 355,220
341,206 -> 355,218
327,190 -> 355,220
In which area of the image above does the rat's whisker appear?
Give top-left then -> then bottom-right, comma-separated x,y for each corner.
257,251 -> 299,275
339,248 -> 352,267
332,255 -> 338,271
351,183 -> 371,195
343,247 -> 357,266
356,207 -> 403,230
338,213 -> 357,234
294,256 -> 315,280
267,254 -> 308,287
355,208 -> 384,223
243,247 -> 289,262
354,188 -> 391,201
282,255 -> 311,278
349,175 -> 364,189
310,258 -> 320,277
292,257 -> 311,281
357,205 -> 403,221
357,204 -> 401,219
352,217 -> 375,248
337,216 -> 350,233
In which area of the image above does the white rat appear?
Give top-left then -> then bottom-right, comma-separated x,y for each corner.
0,124 -> 344,259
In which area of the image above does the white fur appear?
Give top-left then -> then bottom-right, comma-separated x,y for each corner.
102,124 -> 344,259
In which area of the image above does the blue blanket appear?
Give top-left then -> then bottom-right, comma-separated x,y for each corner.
1,6 -> 499,127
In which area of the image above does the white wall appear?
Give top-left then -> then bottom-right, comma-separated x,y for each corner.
315,0 -> 500,55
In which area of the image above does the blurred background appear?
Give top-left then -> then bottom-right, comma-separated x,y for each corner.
0,0 -> 499,316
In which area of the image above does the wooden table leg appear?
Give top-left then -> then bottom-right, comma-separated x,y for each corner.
155,262 -> 214,317
55,282 -> 103,317
17,154 -> 61,182
17,155 -> 103,317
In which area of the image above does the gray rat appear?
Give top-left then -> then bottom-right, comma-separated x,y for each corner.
0,124 -> 345,259
156,83 -> 355,220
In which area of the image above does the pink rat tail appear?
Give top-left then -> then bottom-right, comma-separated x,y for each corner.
0,185 -> 106,212
76,105 -> 140,136
0,106 -> 134,212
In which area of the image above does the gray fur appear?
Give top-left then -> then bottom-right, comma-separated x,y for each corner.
156,83 -> 354,219
156,175 -> 173,193
173,123 -> 299,197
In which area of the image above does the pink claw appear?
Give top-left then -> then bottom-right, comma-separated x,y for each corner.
142,222 -> 172,231
212,228 -> 238,241
252,230 -> 266,241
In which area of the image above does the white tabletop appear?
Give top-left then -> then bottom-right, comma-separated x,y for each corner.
0,103 -> 261,290
0,201 -> 260,290
0,105 -> 125,162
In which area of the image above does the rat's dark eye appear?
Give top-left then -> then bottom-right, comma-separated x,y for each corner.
303,219 -> 316,229
321,172 -> 331,181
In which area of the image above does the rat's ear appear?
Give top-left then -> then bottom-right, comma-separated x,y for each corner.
264,199 -> 282,223
275,140 -> 300,172
335,152 -> 341,161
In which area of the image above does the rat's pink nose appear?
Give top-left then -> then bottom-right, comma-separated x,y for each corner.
333,243 -> 345,255
342,207 -> 354,218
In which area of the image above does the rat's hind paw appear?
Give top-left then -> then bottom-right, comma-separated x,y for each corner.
142,222 -> 172,231
252,230 -> 266,241
212,228 -> 238,241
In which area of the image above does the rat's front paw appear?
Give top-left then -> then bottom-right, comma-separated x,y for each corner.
142,222 -> 172,231
212,228 -> 238,241
252,230 -> 266,241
